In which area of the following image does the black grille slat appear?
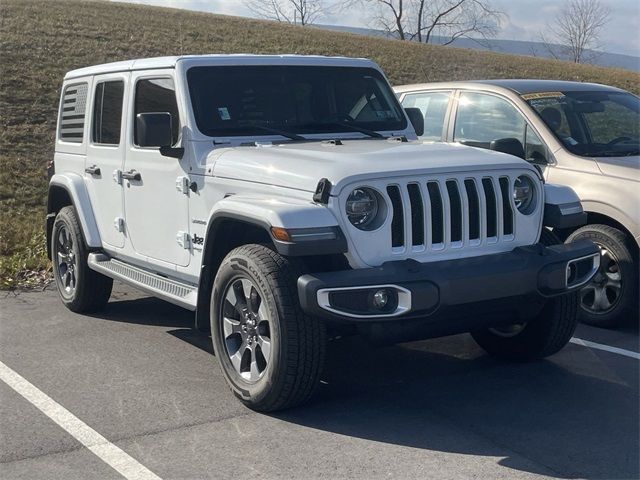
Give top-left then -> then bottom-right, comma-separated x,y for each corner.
427,182 -> 444,244
482,178 -> 497,238
446,181 -> 463,243
464,179 -> 480,240
407,184 -> 424,246
499,177 -> 514,235
387,186 -> 404,247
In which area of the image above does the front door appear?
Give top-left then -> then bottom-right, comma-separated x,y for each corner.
123,72 -> 190,267
85,74 -> 128,248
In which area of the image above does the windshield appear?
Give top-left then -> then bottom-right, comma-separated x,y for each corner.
187,65 -> 407,138
525,91 -> 639,157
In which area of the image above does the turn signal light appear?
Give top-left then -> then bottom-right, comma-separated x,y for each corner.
271,227 -> 291,242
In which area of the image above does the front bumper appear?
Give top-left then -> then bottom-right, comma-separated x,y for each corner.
298,240 -> 599,322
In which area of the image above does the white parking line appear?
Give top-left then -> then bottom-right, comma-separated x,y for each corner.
0,360 -> 162,480
570,338 -> 640,360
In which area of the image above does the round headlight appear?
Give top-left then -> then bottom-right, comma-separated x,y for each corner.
513,175 -> 536,214
346,187 -> 383,230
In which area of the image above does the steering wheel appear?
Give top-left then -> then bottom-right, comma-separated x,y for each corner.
607,136 -> 632,146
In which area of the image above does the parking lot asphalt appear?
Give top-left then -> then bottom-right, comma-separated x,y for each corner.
1,283 -> 638,480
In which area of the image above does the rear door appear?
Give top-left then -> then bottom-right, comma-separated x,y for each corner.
85,74 -> 128,248
123,71 -> 190,267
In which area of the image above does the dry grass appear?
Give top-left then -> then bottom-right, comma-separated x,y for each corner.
1,0 -> 639,289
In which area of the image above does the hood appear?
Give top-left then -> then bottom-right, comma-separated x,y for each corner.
209,139 -> 536,195
595,155 -> 640,181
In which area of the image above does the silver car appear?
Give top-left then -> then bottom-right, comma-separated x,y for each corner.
395,80 -> 639,327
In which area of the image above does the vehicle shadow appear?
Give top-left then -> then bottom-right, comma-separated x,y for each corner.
275,336 -> 639,479
96,294 -> 638,479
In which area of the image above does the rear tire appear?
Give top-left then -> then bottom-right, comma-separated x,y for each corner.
210,244 -> 326,412
51,206 -> 112,313
566,224 -> 637,328
471,227 -> 578,361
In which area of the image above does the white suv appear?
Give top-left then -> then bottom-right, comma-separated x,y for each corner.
48,56 -> 599,411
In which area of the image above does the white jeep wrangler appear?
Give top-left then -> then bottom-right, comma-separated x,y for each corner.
48,55 -> 600,411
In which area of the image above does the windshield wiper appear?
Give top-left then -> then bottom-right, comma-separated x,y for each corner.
312,121 -> 385,139
251,125 -> 306,141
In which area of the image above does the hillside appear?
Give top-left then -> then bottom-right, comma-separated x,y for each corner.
1,0 -> 639,288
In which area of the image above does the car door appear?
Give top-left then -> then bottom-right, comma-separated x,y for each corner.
399,90 -> 453,141
85,74 -> 128,248
123,72 -> 190,267
449,90 -> 551,167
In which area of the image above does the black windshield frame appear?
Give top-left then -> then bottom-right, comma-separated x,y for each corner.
187,65 -> 407,138
525,90 -> 639,158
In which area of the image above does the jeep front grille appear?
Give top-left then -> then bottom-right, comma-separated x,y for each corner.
387,175 -> 515,251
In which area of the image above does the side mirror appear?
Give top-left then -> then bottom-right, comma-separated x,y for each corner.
490,137 -> 525,159
404,108 -> 424,137
136,112 -> 173,148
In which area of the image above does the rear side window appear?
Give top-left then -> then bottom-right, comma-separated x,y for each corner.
92,81 -> 125,145
59,83 -> 88,143
134,78 -> 180,146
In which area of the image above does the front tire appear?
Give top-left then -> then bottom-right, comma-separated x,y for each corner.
471,228 -> 578,361
210,244 -> 326,412
51,206 -> 112,313
566,224 -> 637,328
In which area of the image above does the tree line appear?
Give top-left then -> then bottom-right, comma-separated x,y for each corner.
244,0 -> 611,64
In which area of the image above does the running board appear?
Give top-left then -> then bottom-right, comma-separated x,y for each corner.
87,253 -> 198,310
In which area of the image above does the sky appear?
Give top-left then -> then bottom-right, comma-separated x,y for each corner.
112,0 -> 640,56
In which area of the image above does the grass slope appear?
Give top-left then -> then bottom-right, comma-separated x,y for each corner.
1,0 -> 639,288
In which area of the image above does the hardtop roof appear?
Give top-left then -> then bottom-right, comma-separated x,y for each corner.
64,54 -> 376,80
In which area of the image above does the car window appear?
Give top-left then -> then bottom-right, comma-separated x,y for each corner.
92,81 -> 124,145
454,92 -> 526,149
59,83 -> 88,143
401,91 -> 451,141
525,124 -> 547,163
525,91 -> 639,157
134,78 -> 180,146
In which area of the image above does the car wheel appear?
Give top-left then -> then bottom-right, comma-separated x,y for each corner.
51,206 -> 112,313
210,244 -> 326,412
566,224 -> 638,328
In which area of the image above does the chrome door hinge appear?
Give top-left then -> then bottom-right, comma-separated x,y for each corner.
113,169 -> 123,185
176,176 -> 190,195
176,231 -> 190,249
114,217 -> 125,233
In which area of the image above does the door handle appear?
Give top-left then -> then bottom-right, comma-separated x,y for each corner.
84,165 -> 101,176
121,170 -> 142,181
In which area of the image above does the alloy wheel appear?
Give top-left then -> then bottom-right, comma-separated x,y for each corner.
221,277 -> 272,383
580,245 -> 622,315
55,225 -> 77,297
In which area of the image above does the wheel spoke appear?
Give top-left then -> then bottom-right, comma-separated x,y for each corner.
232,281 -> 248,309
257,335 -> 271,360
230,342 -> 247,374
248,286 -> 261,314
249,347 -> 260,381
258,302 -> 268,321
57,251 -> 67,263
593,287 -> 612,311
58,229 -> 66,250
240,279 -> 253,304
223,317 -> 242,338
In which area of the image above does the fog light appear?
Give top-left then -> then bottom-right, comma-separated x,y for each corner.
372,289 -> 389,310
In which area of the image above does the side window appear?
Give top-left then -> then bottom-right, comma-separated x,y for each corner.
59,83 -> 88,143
454,92 -> 525,149
401,91 -> 451,141
525,125 -> 547,163
134,78 -> 180,146
92,81 -> 124,145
